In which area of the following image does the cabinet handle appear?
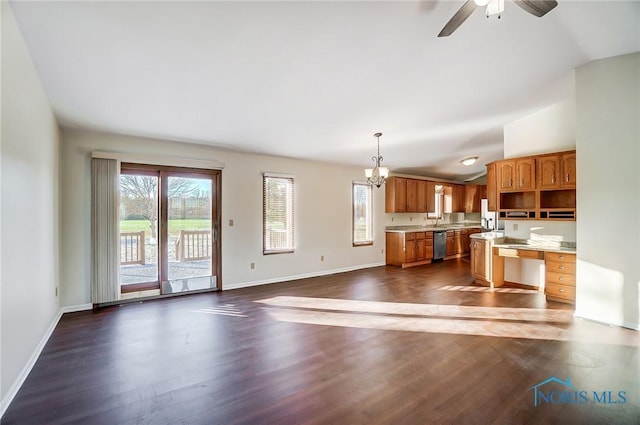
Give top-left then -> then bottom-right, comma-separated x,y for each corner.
566,173 -> 570,182
559,266 -> 564,270
559,276 -> 563,281
551,174 -> 555,184
559,256 -> 565,260
520,179 -> 524,187
510,178 -> 513,186
559,288 -> 565,292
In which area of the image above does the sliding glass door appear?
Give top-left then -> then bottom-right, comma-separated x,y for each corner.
119,164 -> 220,298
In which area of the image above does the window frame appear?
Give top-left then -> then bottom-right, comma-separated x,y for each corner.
352,181 -> 374,247
263,173 -> 295,255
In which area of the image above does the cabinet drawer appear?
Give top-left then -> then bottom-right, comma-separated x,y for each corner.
495,248 -> 544,259
414,232 -> 426,239
406,233 -> 415,241
546,261 -> 576,274
546,271 -> 576,286
545,252 -> 576,263
545,283 -> 576,301
425,231 -> 434,240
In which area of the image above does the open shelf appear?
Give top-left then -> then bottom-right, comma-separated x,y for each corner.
539,189 -> 576,209
499,191 -> 535,210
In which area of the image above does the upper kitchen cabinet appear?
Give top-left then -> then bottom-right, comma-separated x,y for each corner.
560,152 -> 576,188
426,181 -> 436,213
498,158 -> 535,191
537,155 -> 561,189
465,184 -> 486,213
452,184 -> 466,213
385,177 -> 407,213
385,177 -> 430,213
416,180 -> 428,213
486,162 -> 497,212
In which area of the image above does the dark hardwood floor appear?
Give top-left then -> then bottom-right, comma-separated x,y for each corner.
3,259 -> 639,424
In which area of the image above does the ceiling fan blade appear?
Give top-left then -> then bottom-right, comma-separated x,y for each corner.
513,0 -> 558,17
438,0 -> 478,37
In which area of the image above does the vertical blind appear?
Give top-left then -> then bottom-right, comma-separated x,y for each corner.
263,173 -> 295,254
352,182 -> 373,245
91,158 -> 120,303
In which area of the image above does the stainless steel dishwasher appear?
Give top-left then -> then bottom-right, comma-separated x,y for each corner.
433,230 -> 446,260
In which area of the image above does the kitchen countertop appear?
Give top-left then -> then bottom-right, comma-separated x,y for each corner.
490,237 -> 576,254
385,223 -> 483,233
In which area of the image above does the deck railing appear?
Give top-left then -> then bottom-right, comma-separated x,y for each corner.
120,231 -> 145,265
175,230 -> 211,262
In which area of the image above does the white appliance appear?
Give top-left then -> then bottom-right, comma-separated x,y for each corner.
481,199 -> 497,230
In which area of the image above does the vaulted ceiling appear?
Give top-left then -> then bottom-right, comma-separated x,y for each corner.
9,1 -> 640,180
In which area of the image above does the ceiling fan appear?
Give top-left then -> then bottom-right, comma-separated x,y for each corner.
438,0 -> 558,37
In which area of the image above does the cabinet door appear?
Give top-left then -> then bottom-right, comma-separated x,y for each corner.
446,235 -> 455,256
516,158 -> 536,190
560,152 -> 576,188
426,181 -> 436,213
465,185 -> 483,213
471,240 -> 486,280
405,239 -> 416,262
416,180 -> 427,213
537,155 -> 560,189
415,238 -> 426,261
406,179 -> 418,212
454,185 -> 466,213
498,160 -> 516,191
395,178 -> 407,212
486,163 -> 497,211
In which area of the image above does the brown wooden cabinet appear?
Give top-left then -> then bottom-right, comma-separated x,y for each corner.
452,184 -> 466,213
560,152 -> 576,188
486,162 -> 497,212
385,231 -> 433,267
464,184 -> 486,213
406,179 -> 418,212
416,180 -> 427,213
544,252 -> 576,304
537,155 -> 560,189
470,238 -> 492,285
445,230 -> 455,256
385,177 -> 407,213
498,158 -> 535,191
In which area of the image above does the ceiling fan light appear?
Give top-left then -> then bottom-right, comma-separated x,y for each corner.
460,156 -> 479,166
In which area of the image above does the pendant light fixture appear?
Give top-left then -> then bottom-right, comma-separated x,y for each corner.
365,132 -> 389,188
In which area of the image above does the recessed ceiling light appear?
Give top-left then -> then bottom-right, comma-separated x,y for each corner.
460,156 -> 479,166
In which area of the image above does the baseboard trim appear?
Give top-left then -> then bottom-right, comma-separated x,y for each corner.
224,262 -> 386,291
0,303 -> 93,419
573,311 -> 640,331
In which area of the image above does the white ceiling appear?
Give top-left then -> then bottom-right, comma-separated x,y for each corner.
9,1 -> 640,180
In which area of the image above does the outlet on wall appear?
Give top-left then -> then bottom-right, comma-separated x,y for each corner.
229,219 -> 234,227
321,255 -> 324,261
513,223 -> 519,231
250,262 -> 255,269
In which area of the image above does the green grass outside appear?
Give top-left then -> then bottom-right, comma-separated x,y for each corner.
120,219 -> 211,236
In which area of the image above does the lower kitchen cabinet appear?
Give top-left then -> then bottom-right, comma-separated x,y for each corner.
386,231 -> 433,268
544,252 -> 576,304
470,238 -> 492,285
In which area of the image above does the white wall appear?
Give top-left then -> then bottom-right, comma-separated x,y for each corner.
1,1 -> 61,408
60,129 -> 385,306
504,95 -> 576,159
502,88 -> 577,286
575,52 -> 640,329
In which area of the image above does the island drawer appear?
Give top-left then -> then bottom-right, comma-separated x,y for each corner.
545,252 -> 576,263
545,283 -> 576,302
545,261 -> 576,274
546,271 -> 576,286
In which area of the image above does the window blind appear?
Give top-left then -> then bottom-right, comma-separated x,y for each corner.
263,173 -> 295,254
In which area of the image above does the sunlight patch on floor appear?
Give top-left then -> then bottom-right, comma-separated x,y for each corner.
257,296 -> 571,323
193,304 -> 246,317
437,285 -> 539,294
256,296 -> 640,346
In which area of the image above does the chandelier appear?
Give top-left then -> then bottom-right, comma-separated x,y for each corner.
365,132 -> 389,188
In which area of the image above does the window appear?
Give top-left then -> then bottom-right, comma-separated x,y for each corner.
263,173 -> 295,254
428,184 -> 444,219
352,182 -> 373,246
